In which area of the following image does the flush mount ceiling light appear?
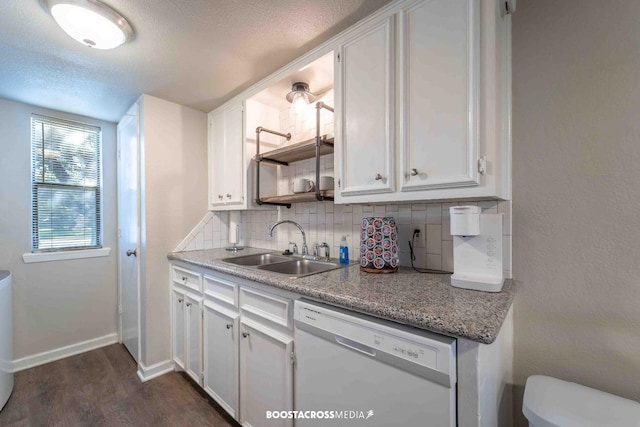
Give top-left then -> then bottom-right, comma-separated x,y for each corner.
286,82 -> 317,109
42,0 -> 134,50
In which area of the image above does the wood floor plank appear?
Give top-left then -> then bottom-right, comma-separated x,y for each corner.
0,344 -> 238,427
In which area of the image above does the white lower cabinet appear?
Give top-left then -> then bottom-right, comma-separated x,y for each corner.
185,292 -> 203,384
203,302 -> 240,418
172,264 -> 294,427
172,288 -> 186,370
171,265 -> 203,385
239,319 -> 294,427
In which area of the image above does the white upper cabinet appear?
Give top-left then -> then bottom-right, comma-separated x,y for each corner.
399,0 -> 479,191
208,101 -> 245,210
335,16 -> 395,197
207,0 -> 510,207
335,0 -> 511,203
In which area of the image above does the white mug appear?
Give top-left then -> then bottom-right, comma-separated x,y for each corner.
319,176 -> 334,191
293,178 -> 314,193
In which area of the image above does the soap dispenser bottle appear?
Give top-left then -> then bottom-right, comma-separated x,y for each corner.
339,235 -> 349,264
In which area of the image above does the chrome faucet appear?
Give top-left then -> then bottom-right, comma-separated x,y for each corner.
268,220 -> 308,256
313,242 -> 330,261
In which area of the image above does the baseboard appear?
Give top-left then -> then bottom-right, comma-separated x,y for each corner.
11,332 -> 118,372
137,359 -> 174,382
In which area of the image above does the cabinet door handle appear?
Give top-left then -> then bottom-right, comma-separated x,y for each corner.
126,249 -> 137,257
242,332 -> 250,338
226,323 -> 233,329
181,276 -> 188,282
374,173 -> 383,181
410,168 -> 418,176
178,298 -> 184,303
218,194 -> 223,200
226,194 -> 232,199
186,302 -> 192,308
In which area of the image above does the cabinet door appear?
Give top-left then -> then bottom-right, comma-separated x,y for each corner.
185,292 -> 203,384
209,111 -> 226,208
399,0 -> 480,191
203,302 -> 239,419
171,288 -> 186,369
240,320 -> 293,427
208,102 -> 245,209
335,16 -> 395,199
223,101 -> 244,206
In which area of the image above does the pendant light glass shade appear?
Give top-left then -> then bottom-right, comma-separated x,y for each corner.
43,0 -> 134,50
286,82 -> 316,107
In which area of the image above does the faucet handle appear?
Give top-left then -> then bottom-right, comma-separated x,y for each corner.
289,241 -> 298,255
320,242 -> 330,261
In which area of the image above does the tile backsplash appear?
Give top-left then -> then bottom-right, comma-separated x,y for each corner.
177,200 -> 512,278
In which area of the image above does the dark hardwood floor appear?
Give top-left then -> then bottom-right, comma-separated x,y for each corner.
0,344 -> 238,427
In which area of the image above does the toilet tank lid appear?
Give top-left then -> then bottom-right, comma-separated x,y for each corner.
523,375 -> 640,427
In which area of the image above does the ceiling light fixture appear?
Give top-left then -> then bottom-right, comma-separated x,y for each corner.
286,82 -> 316,110
42,0 -> 134,50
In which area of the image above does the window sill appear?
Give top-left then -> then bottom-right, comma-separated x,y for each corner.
22,247 -> 112,264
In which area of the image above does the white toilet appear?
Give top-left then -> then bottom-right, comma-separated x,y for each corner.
523,375 -> 640,427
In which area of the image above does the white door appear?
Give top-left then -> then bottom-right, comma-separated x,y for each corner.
203,302 -> 239,419
208,102 -> 244,209
240,320 -> 293,427
223,101 -> 244,206
172,288 -> 186,369
399,0 -> 480,191
335,16 -> 395,200
208,111 -> 226,208
117,106 -> 140,363
185,292 -> 203,384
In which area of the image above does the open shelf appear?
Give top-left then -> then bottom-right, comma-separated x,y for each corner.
254,102 -> 335,207
260,136 -> 334,165
259,191 -> 334,205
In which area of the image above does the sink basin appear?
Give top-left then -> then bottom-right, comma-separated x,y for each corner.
222,253 -> 291,266
257,259 -> 342,278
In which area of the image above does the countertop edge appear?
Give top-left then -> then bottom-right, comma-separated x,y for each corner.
167,250 -> 515,345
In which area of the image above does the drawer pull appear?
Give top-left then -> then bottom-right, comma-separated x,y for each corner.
226,323 -> 233,329
374,173 -> 383,181
181,276 -> 188,282
410,168 -> 418,176
242,332 -> 250,338
186,302 -> 192,308
178,298 -> 184,303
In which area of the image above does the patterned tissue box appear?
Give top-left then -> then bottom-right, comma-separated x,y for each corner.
360,217 -> 399,273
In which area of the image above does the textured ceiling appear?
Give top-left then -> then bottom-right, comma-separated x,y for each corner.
0,0 -> 392,122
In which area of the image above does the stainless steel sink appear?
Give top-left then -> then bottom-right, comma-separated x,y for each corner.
222,253 -> 291,266
257,259 -> 342,278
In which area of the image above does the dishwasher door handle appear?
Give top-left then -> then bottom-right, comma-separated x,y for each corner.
335,335 -> 376,357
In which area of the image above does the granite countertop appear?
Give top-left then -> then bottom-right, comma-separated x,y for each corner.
168,247 -> 516,344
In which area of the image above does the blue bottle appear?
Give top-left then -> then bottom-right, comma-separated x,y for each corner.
339,235 -> 349,264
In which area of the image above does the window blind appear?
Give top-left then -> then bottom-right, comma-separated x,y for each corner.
31,114 -> 102,251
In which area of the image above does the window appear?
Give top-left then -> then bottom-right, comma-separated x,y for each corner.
31,114 -> 102,251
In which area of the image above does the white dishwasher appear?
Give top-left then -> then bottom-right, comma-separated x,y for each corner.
294,299 -> 456,427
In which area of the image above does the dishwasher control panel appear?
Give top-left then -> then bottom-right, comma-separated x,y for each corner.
294,300 -> 456,377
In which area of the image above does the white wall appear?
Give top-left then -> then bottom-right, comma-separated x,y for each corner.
512,1 -> 640,424
139,95 -> 208,366
0,97 -> 118,361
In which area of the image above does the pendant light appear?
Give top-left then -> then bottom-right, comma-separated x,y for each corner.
286,82 -> 316,110
42,0 -> 134,50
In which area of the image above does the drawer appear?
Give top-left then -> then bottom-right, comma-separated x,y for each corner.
240,287 -> 292,329
172,265 -> 201,293
203,274 -> 238,307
